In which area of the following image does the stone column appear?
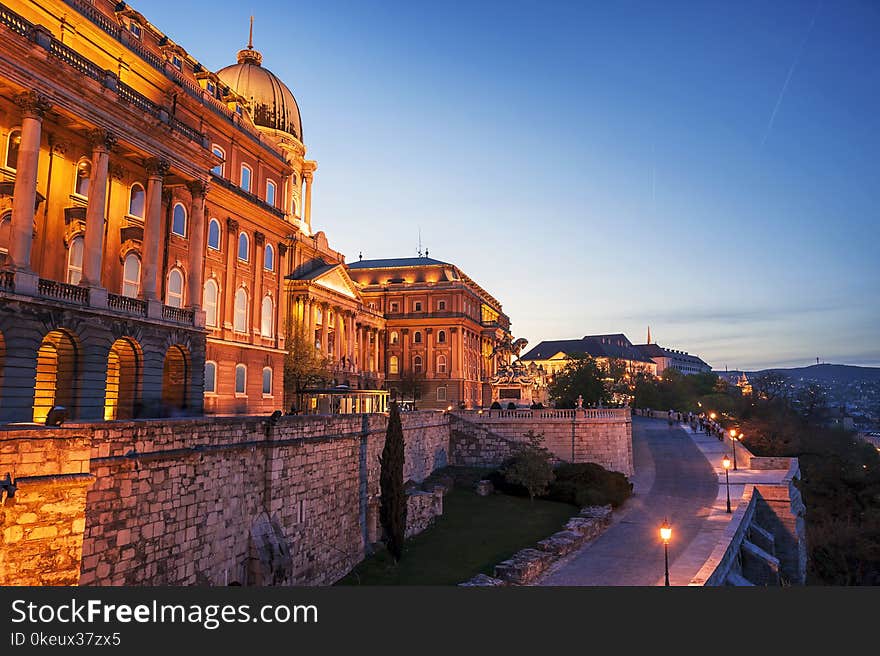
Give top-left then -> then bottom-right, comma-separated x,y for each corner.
9,92 -> 51,286
80,128 -> 115,294
186,180 -> 208,322
304,297 -> 313,346
223,218 -> 239,331
320,302 -> 329,353
426,328 -> 434,378
277,242 -> 287,348
140,158 -> 169,302
303,170 -> 313,233
252,231 -> 265,340
347,312 -> 355,371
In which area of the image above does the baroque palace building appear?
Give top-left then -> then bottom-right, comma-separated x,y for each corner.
0,0 -> 372,421
347,256 -> 513,410
0,0 -> 512,422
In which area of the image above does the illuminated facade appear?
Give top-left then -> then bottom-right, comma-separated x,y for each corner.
347,257 -> 513,410
0,0 -> 359,420
519,334 -> 659,378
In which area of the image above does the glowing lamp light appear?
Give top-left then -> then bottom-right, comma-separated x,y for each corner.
659,519 -> 672,543
729,428 -> 738,439
710,412 -> 716,420
722,455 -> 731,470
446,405 -> 453,412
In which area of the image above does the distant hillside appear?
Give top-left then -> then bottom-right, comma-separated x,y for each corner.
715,364 -> 880,384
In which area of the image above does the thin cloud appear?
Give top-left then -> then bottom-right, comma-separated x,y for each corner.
760,1 -> 823,149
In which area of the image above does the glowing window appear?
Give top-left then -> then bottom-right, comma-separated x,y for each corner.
122,253 -> 140,297
261,296 -> 274,338
389,355 -> 399,375
5,129 -> 21,170
128,183 -> 145,218
203,279 -> 218,327
166,268 -> 184,307
67,236 -> 84,285
74,158 -> 90,197
234,288 -> 248,332
437,355 -> 447,374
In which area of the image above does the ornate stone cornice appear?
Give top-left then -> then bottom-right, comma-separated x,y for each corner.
253,231 -> 265,246
87,128 -> 117,152
186,179 -> 209,198
226,217 -> 239,233
15,91 -> 52,119
144,157 -> 170,178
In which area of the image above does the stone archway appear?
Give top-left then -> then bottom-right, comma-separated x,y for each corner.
161,344 -> 190,415
104,337 -> 143,420
33,329 -> 80,424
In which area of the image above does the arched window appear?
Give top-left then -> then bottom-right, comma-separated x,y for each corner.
235,363 -> 246,394
122,253 -> 140,297
203,279 -> 219,327
413,355 -> 423,374
413,331 -> 422,344
74,158 -> 91,197
207,218 -> 221,250
240,164 -> 251,192
390,331 -> 399,345
128,183 -> 145,218
211,145 -> 225,177
67,236 -> 84,285
262,367 -> 272,395
437,330 -> 446,344
266,179 -> 276,206
264,243 -> 274,271
389,355 -> 399,375
204,361 -> 217,393
437,354 -> 447,374
5,128 -> 21,170
166,268 -> 184,307
238,232 -> 249,261
260,295 -> 274,338
171,203 -> 187,237
234,287 -> 248,332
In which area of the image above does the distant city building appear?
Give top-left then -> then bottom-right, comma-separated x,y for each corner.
519,333 -> 658,377
634,328 -> 711,376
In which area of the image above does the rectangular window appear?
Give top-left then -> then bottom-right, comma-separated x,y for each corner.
438,300 -> 446,311
130,23 -> 142,39
437,387 -> 447,402
414,301 -> 422,312
172,55 -> 182,71
206,81 -> 216,96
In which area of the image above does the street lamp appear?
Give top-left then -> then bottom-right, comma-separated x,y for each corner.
709,412 -> 716,420
659,518 -> 672,586
722,454 -> 732,513
729,429 -> 739,470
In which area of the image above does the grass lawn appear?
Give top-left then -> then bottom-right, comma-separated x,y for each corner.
337,489 -> 576,585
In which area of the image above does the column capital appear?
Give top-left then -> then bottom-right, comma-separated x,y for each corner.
144,157 -> 170,179
302,170 -> 314,183
86,128 -> 117,152
186,179 -> 209,199
278,242 -> 288,257
254,231 -> 265,246
226,217 -> 239,233
14,91 -> 52,119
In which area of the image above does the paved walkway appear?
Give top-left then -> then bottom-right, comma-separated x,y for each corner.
537,417 -> 720,586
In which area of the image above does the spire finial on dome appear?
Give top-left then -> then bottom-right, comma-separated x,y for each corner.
237,15 -> 262,66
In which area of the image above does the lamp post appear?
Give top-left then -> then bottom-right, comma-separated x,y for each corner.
660,518 -> 672,586
729,428 -> 739,470
722,454 -> 732,513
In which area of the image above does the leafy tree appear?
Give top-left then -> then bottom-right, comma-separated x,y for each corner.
502,430 -> 555,502
548,354 -> 609,407
283,317 -> 332,412
379,402 -> 407,561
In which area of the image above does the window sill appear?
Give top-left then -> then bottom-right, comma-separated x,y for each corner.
262,394 -> 274,399
234,393 -> 248,398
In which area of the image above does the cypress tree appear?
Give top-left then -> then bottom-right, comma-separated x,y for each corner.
379,401 -> 407,561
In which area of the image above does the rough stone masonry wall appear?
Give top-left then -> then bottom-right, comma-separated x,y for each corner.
0,430 -> 94,585
450,411 -> 634,476
0,411 -> 450,586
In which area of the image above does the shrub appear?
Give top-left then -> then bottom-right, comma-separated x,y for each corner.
490,401 -> 502,409
546,462 -> 633,508
500,430 -> 555,501
507,402 -> 517,410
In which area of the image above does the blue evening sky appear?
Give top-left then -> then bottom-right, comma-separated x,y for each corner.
137,0 -> 879,370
